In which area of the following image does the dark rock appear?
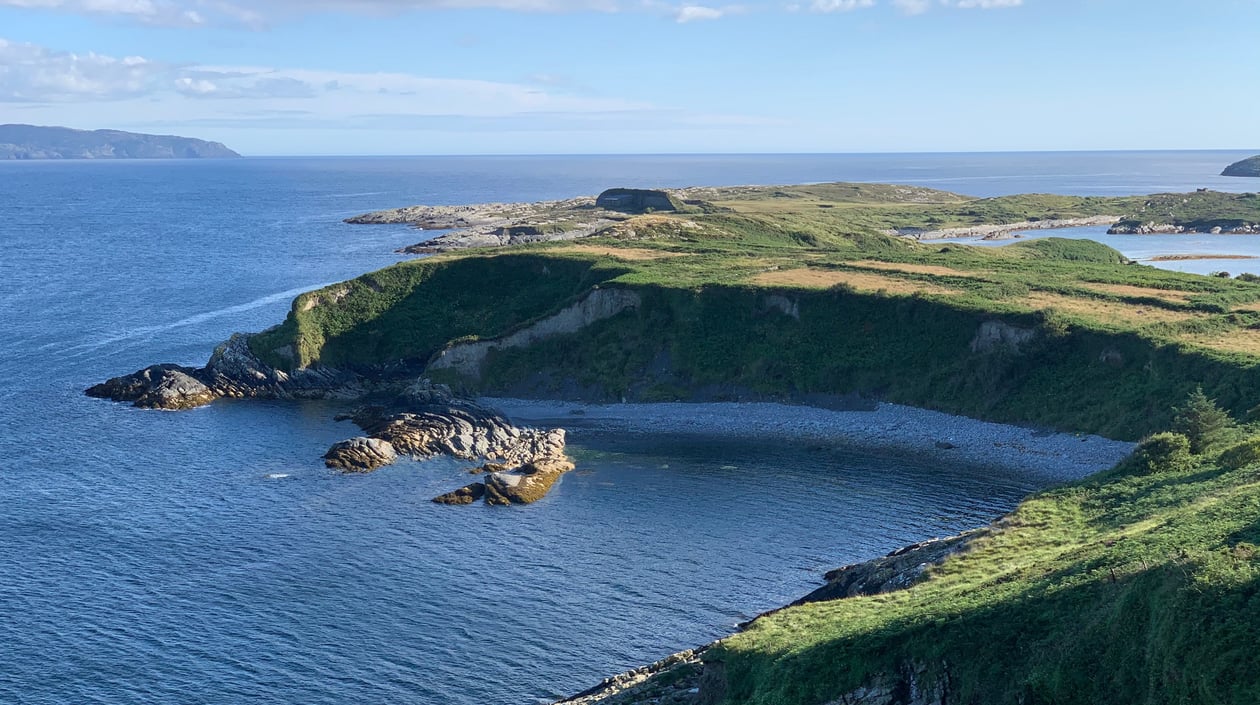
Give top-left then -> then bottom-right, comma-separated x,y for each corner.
85,364 -> 217,410
432,482 -> 486,505
323,437 -> 398,472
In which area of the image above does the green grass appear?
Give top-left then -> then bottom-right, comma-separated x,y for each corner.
711,430 -> 1260,704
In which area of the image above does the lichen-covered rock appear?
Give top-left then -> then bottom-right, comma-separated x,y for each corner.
323,437 -> 398,472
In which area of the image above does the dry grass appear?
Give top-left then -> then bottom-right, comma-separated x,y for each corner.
554,244 -> 686,261
1181,330 -> 1260,357
1078,282 -> 1194,303
1021,292 -> 1201,325
753,267 -> 959,295
848,260 -> 988,278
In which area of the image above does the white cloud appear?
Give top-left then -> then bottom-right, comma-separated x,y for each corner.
891,0 -> 929,13
674,3 -> 724,21
951,0 -> 1021,7
808,0 -> 872,11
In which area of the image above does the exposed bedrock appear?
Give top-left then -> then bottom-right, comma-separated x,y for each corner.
324,380 -> 574,503
86,333 -> 366,409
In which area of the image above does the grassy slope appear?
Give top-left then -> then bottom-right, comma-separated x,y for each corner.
251,184 -> 1260,439
715,433 -> 1260,705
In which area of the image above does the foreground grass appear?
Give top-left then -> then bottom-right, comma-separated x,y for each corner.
714,432 -> 1260,704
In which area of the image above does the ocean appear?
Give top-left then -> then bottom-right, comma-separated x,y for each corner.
0,151 -> 1253,704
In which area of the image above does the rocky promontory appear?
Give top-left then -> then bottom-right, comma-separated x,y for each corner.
0,124 -> 239,159
1222,155 -> 1260,177
87,340 -> 574,504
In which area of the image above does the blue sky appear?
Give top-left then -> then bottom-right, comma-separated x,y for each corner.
0,0 -> 1256,155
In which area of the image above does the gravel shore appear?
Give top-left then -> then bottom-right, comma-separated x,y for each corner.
484,398 -> 1135,483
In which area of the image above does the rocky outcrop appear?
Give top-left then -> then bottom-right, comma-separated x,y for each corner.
87,333 -> 367,410
1107,222 -> 1260,235
889,216 -> 1120,241
323,437 -> 398,472
85,364 -> 217,410
324,380 -> 575,504
793,531 -> 981,604
1222,155 -> 1260,178
427,288 -> 642,379
554,530 -> 979,705
969,320 -> 1037,354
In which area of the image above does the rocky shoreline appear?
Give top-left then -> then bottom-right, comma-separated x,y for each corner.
887,216 -> 1120,241
85,339 -> 575,505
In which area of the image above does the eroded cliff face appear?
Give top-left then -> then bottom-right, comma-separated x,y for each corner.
427,288 -> 642,380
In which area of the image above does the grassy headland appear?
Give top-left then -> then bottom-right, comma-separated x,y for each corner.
238,181 -> 1260,704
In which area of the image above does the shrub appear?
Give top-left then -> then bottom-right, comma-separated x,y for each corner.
1123,432 -> 1194,475
1172,387 -> 1239,454
1218,436 -> 1260,470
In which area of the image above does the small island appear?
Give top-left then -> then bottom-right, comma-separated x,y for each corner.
0,124 -> 240,160
1222,154 -> 1260,177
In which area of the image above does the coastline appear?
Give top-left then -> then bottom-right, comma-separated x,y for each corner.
485,398 -> 1134,484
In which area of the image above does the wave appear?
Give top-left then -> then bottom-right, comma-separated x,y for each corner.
53,282 -> 333,358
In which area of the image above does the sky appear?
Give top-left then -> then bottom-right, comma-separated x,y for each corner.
0,0 -> 1257,155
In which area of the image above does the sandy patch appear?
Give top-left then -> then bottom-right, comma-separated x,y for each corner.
1022,292 -> 1200,325
753,268 -> 959,295
555,245 -> 686,261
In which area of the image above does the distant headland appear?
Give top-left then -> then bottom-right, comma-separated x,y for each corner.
1222,155 -> 1260,177
0,124 -> 240,160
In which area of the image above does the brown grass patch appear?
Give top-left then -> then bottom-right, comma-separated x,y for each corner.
849,260 -> 987,278
1022,292 -> 1200,325
1182,330 -> 1260,357
753,268 -> 959,295
556,244 -> 686,261
1078,282 -> 1194,303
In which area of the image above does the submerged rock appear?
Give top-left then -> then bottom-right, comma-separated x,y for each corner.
432,482 -> 486,505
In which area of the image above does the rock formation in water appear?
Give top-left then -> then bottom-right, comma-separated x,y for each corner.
1222,155 -> 1260,178
87,342 -> 573,504
0,124 -> 240,159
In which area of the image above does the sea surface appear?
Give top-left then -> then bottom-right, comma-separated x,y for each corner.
0,151 -> 1255,705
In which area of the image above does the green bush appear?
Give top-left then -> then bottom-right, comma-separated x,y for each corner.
1123,432 -> 1194,475
1218,436 -> 1260,470
1172,387 -> 1239,454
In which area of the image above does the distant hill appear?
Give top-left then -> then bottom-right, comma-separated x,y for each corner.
1222,155 -> 1260,177
0,124 -> 240,160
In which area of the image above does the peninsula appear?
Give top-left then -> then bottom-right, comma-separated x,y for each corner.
0,124 -> 240,159
1223,155 -> 1260,177
90,181 -> 1260,703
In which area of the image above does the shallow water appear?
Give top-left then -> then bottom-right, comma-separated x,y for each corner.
0,152 -> 1245,704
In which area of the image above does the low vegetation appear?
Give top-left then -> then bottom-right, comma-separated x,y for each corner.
714,391 -> 1260,704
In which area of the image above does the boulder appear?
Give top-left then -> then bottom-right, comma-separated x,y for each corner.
323,437 -> 398,472
85,364 -> 217,410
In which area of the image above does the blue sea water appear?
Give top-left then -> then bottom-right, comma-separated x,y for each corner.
0,151 -> 1255,705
